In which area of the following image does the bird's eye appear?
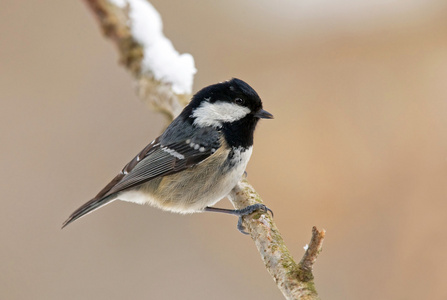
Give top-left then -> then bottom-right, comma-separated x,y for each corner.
234,98 -> 245,105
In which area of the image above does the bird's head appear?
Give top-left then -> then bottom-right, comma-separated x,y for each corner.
185,78 -> 273,129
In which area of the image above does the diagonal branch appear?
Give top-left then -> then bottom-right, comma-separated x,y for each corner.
229,180 -> 325,299
85,0 -> 193,120
82,0 -> 325,299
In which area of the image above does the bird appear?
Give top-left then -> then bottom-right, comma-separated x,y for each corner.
62,78 -> 273,234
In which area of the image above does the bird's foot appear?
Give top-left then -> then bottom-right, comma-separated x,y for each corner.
234,204 -> 273,234
204,204 -> 273,235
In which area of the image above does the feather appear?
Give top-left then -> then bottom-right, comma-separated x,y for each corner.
62,130 -> 221,227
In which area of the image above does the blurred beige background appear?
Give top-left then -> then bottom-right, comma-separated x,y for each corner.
2,0 -> 447,299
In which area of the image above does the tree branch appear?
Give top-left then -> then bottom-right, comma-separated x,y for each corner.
84,0 -> 193,120
229,180 -> 325,299
82,0 -> 325,298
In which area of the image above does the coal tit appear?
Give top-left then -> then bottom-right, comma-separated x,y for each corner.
62,78 -> 273,234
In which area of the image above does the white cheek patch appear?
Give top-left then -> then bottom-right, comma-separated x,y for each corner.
192,101 -> 250,127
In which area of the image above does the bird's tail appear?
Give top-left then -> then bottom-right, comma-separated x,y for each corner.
62,195 -> 115,229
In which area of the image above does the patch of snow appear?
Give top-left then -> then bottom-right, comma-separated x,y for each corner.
110,0 -> 196,94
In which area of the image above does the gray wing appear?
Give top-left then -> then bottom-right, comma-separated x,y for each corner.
62,126 -> 221,228
96,128 -> 221,199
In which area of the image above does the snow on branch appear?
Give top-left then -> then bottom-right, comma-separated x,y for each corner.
109,0 -> 196,95
85,0 -> 194,118
82,0 -> 325,299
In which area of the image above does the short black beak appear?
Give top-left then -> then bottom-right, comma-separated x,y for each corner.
255,109 -> 274,119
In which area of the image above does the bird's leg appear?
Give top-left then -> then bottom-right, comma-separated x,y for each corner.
204,204 -> 273,235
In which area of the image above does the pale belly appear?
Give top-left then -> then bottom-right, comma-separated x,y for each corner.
117,146 -> 252,213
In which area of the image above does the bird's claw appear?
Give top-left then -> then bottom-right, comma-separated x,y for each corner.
235,203 -> 273,235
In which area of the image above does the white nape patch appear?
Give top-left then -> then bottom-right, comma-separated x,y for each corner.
110,0 -> 196,94
192,101 -> 250,128
303,244 -> 309,251
161,146 -> 184,159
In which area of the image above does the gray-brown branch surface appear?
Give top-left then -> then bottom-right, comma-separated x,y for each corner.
82,0 -> 325,298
